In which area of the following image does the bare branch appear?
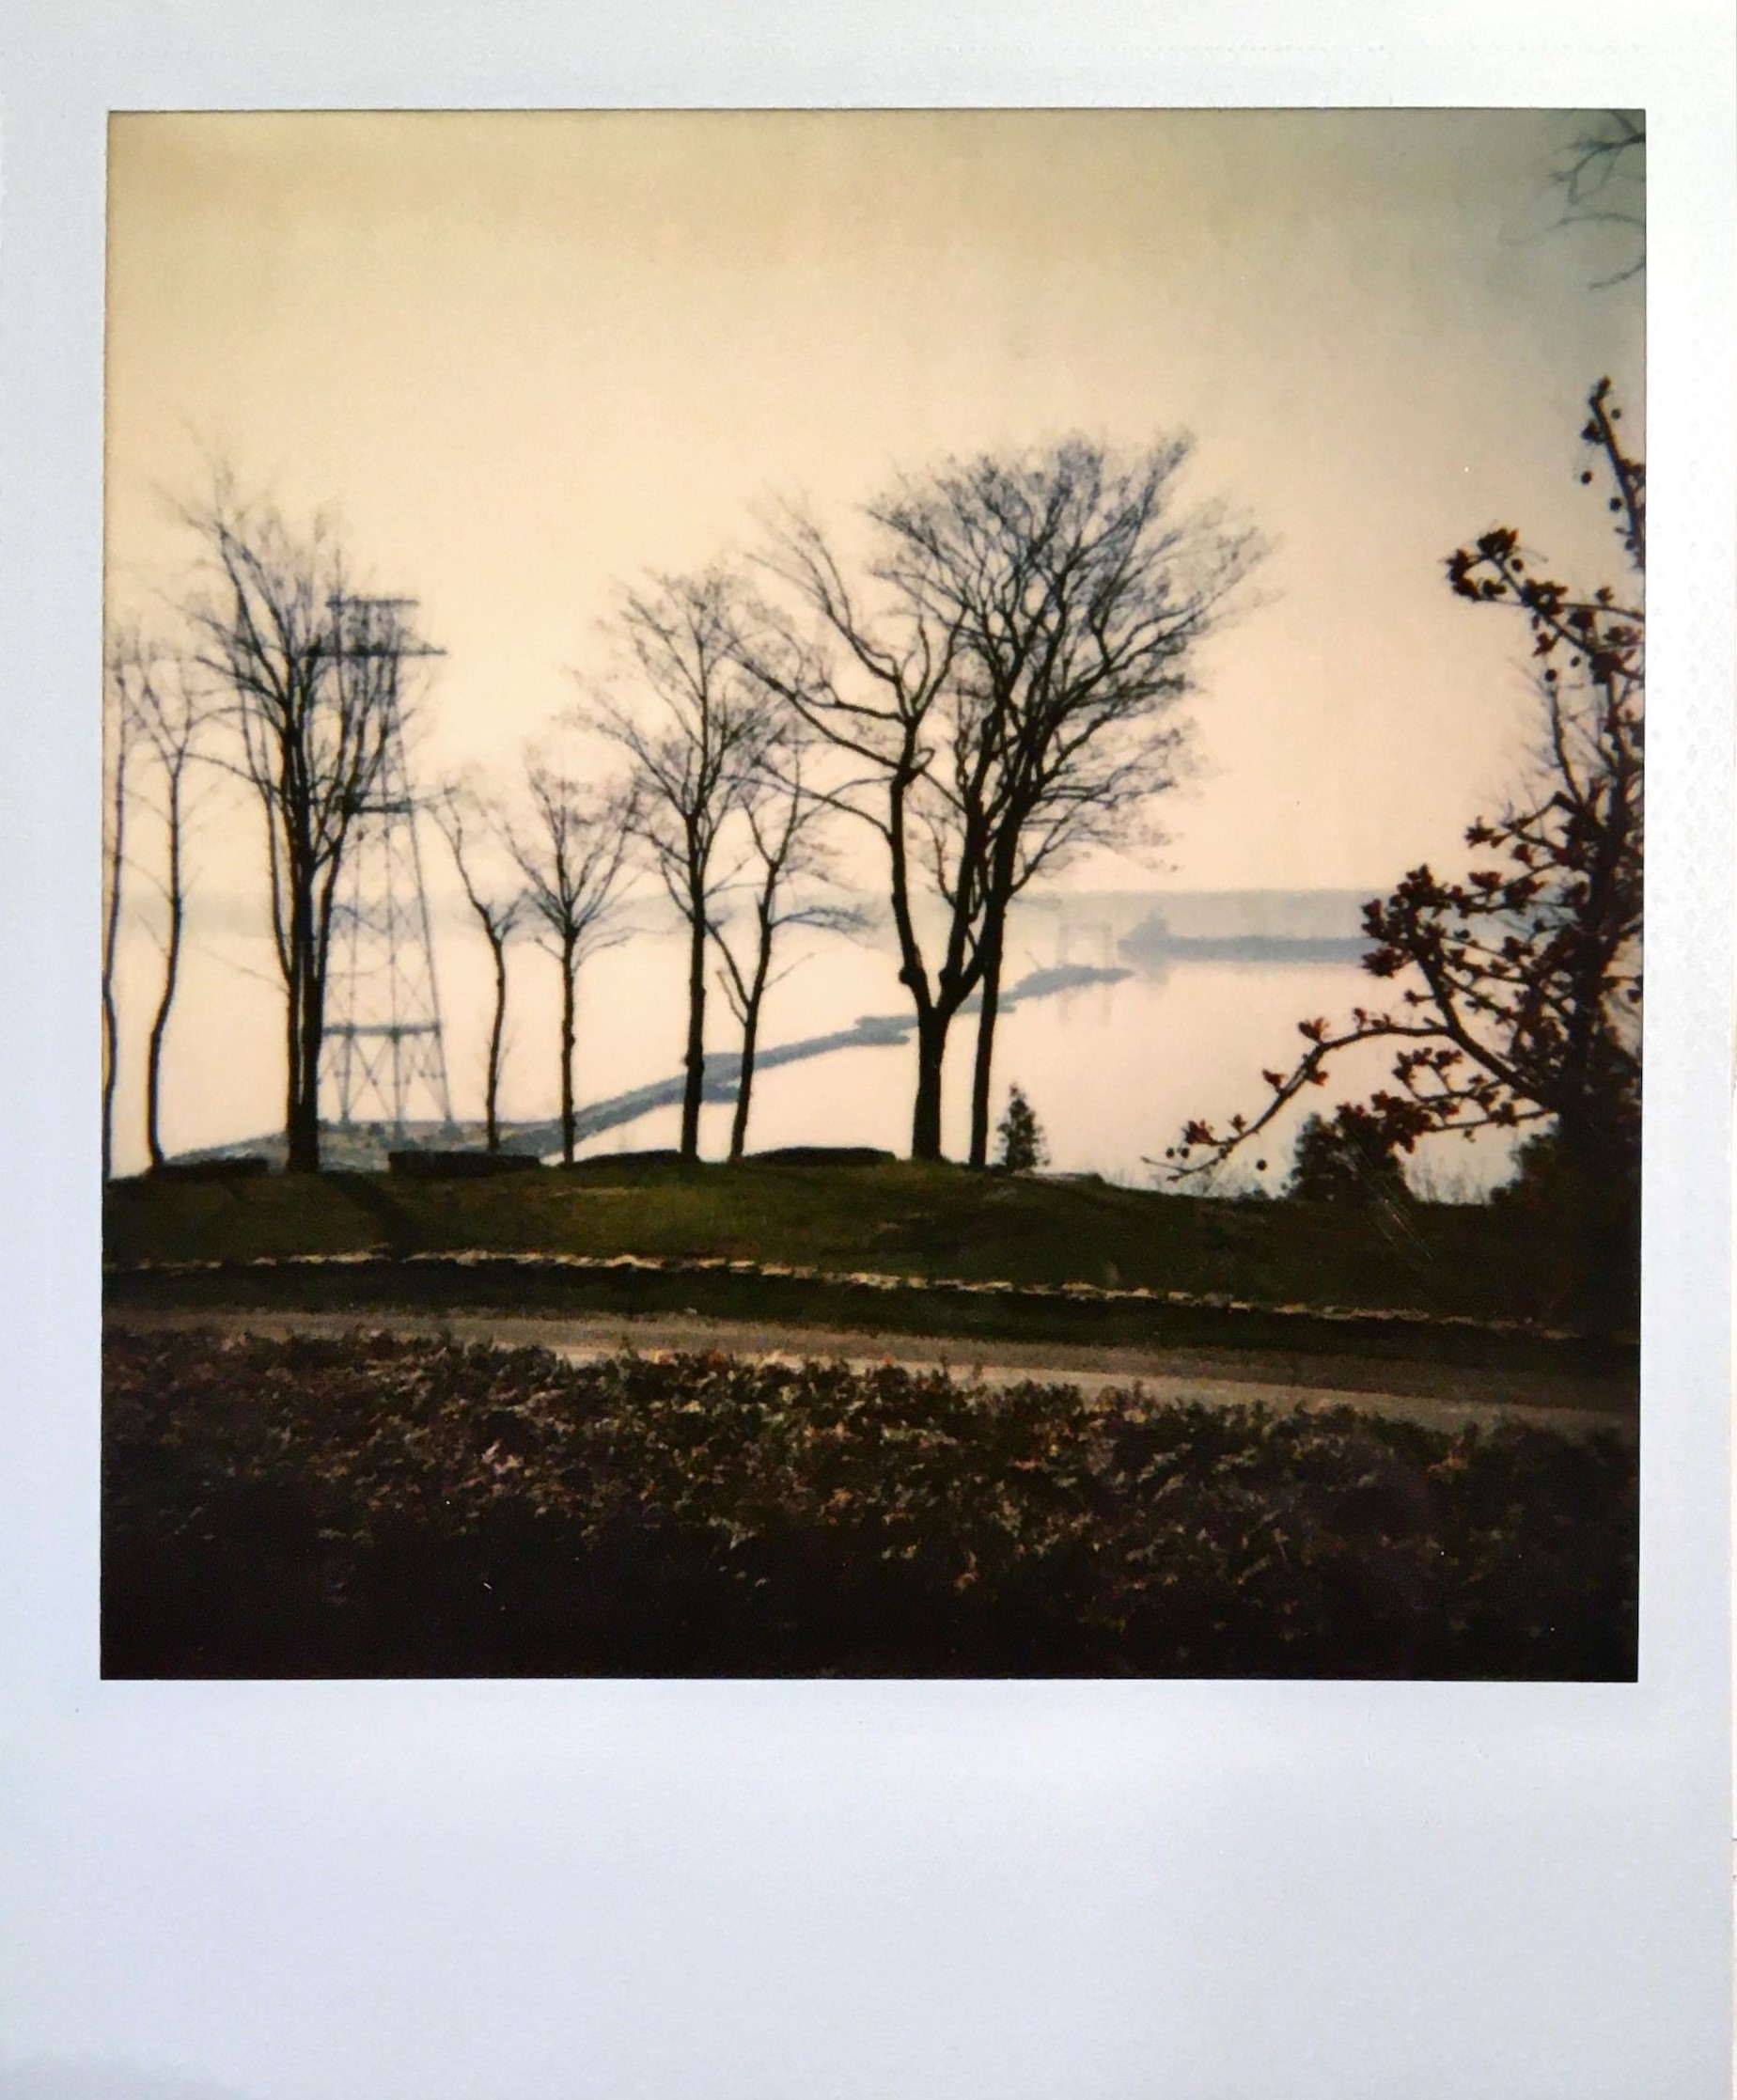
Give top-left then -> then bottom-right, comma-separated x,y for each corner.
175,477 -> 434,1168
1172,383 -> 1643,1212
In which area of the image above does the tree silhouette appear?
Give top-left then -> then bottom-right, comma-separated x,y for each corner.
506,760 -> 634,1167
101,633 -> 144,1183
124,645 -> 219,1169
1548,111 -> 1645,287
996,1084 -> 1048,1173
181,484 -> 422,1172
874,438 -> 1261,1167
744,437 -> 1257,1162
1171,381 -> 1643,1252
1285,1108 -> 1410,1206
740,502 -> 971,1160
430,779 -> 523,1153
708,731 -> 860,1160
590,570 -> 773,1161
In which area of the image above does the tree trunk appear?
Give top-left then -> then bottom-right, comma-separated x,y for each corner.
559,939 -> 577,1167
282,861 -> 316,1171
681,897 -> 707,1160
910,1012 -> 948,1161
884,770 -> 941,1162
101,984 -> 121,1185
101,743 -> 129,1185
287,961 -> 324,1173
287,1083 -> 321,1173
728,1001 -> 761,1162
289,957 -> 325,1170
967,915 -> 1006,1169
485,931 -> 509,1153
282,985 -> 303,1168
728,921 -> 775,1163
144,781 -> 185,1171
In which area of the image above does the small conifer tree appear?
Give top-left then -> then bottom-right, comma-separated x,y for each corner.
996,1085 -> 1048,1173
1286,1106 -> 1410,1204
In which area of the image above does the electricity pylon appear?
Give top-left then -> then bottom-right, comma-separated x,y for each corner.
320,594 -> 457,1140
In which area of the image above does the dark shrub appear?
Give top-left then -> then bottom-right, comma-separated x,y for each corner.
751,1146 -> 895,1167
146,1155 -> 272,1181
1491,1131 -> 1640,1329
102,1329 -> 1635,1681
1287,1107 -> 1412,1204
996,1086 -> 1048,1173
387,1150 -> 541,1178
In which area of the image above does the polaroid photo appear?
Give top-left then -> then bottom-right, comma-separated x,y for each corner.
2,5 -> 1730,2097
99,102 -> 1648,1685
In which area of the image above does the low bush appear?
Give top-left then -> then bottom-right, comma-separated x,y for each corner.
562,1149 -> 681,1170
750,1146 -> 896,1167
1286,1109 -> 1411,1205
387,1150 -> 542,1178
145,1155 -> 272,1181
102,1328 -> 1635,1680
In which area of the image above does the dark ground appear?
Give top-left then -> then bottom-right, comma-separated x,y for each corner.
102,1160 -> 1637,1681
102,1324 -> 1638,1682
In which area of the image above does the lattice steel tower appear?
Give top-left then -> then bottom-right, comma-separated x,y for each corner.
320,594 -> 457,1140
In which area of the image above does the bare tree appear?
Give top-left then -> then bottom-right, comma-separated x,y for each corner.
589,570 -> 771,1160
430,779 -> 523,1153
873,438 -> 1262,1164
743,438 -> 1259,1164
708,737 -> 860,1160
741,508 -> 975,1160
101,633 -> 145,1183
1548,111 -> 1645,287
182,484 -> 418,1171
506,760 -> 634,1166
126,646 -> 220,1169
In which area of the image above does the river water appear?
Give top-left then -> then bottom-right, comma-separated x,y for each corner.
520,902 -> 1512,1197
112,888 -> 1516,1195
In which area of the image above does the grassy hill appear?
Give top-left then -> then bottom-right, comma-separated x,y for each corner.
104,1153 -> 1633,1347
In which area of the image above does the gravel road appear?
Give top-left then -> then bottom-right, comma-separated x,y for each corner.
106,1305 -> 1637,1442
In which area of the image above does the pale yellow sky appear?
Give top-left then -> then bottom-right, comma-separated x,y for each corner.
105,108 -> 1643,896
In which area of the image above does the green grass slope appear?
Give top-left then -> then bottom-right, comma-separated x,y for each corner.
105,1154 -> 1629,1335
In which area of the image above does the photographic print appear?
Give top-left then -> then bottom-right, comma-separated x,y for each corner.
101,108 -> 1645,1680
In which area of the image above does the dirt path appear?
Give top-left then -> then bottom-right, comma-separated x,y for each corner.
107,1304 -> 1637,1442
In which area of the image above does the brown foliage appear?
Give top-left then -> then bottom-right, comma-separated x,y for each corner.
1171,382 -> 1642,1213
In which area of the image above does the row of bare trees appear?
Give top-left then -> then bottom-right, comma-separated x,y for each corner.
588,572 -> 845,1163
741,440 -> 1260,1163
104,430 -> 1259,1177
430,651 -> 848,1170
103,488 -> 440,1177
340,432 -> 1259,1174
493,435 -> 1260,1168
102,637 -> 215,1179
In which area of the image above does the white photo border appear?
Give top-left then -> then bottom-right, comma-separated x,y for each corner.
1,4 -> 1729,2095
